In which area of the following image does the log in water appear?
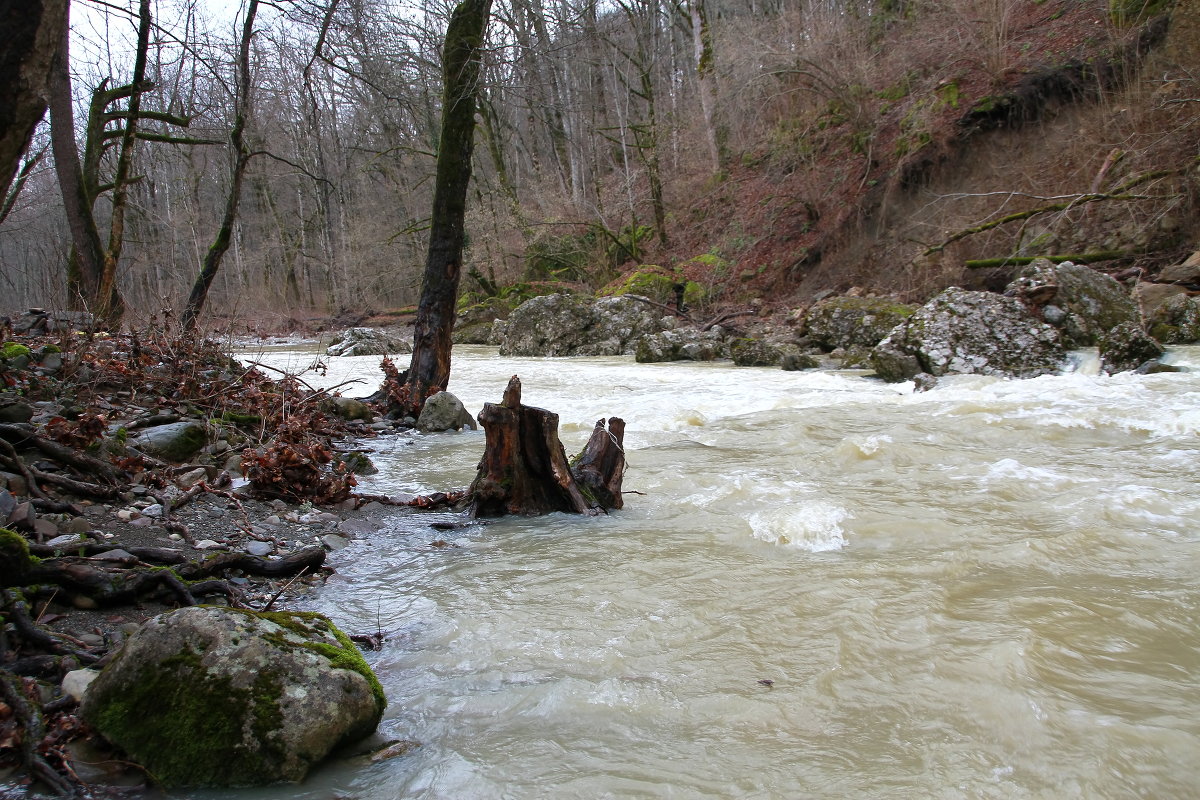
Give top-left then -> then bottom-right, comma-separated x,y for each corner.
216,345 -> 1200,799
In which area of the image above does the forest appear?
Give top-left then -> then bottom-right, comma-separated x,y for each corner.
2,0 -> 1194,331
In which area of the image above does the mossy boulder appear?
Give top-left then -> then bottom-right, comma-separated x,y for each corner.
800,296 -> 915,351
1006,259 -> 1138,347
81,606 -> 386,788
498,294 -> 664,357
1147,293 -> 1200,344
132,420 -> 207,463
0,527 -> 35,586
599,264 -> 706,309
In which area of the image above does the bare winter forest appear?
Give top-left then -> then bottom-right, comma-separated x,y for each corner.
1,0 -> 1197,329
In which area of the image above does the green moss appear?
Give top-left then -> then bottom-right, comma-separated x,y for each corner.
936,80 -> 961,109
88,645 -> 290,788
219,411 -> 262,426
0,343 -> 31,360
253,610 -> 387,714
0,528 -> 35,586
599,264 -> 708,308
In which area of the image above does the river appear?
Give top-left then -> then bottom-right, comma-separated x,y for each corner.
211,345 -> 1200,799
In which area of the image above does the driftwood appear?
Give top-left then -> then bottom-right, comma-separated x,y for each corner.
467,376 -> 625,518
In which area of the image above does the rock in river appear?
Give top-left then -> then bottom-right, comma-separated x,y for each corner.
870,287 -> 1065,382
81,606 -> 386,787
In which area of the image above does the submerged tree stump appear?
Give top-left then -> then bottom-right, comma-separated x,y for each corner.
467,376 -> 625,517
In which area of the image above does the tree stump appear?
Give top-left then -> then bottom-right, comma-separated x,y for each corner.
467,376 -> 625,517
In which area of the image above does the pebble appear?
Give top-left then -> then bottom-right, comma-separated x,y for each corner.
116,509 -> 139,521
128,517 -> 154,528
263,515 -> 282,526
46,533 -> 86,548
142,503 -> 164,517
72,595 -> 99,610
339,518 -> 380,537
245,541 -> 274,557
193,539 -> 225,550
66,516 -> 92,533
321,534 -> 349,551
91,549 -> 135,562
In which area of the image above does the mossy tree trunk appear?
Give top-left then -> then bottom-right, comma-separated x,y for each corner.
406,0 -> 492,412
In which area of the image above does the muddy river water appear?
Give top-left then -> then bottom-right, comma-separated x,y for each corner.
209,345 -> 1200,799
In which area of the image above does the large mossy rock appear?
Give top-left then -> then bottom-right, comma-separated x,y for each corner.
81,606 -> 386,788
870,287 -> 1065,382
498,294 -> 663,356
1005,259 -> 1137,346
132,420 -> 207,463
1147,293 -> 1200,344
800,296 -> 915,351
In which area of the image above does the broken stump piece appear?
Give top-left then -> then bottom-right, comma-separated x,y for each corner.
466,376 -> 626,518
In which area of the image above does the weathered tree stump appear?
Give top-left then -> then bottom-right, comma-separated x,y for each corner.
467,376 -> 625,517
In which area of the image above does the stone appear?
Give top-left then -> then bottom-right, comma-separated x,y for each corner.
338,518 -> 380,537
326,327 -> 410,358
498,293 -> 664,357
635,328 -> 728,363
245,540 -> 274,557
781,353 -> 821,371
321,534 -> 349,551
176,467 -> 208,489
1099,321 -> 1165,374
193,539 -> 224,550
67,516 -> 92,533
871,287 -> 1065,382
0,489 -> 14,521
80,606 -> 386,787
141,503 -> 164,518
62,669 -> 101,701
800,296 -> 915,351
328,396 -> 373,421
0,397 -> 34,424
133,421 -> 207,463
417,391 -> 477,433
1134,282 -> 1187,318
731,338 -> 782,367
1005,259 -> 1138,347
46,533 -> 86,548
1148,293 -> 1200,344
334,451 -> 378,476
6,501 -> 34,531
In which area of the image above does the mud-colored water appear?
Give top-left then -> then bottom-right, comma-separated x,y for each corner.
213,346 -> 1200,799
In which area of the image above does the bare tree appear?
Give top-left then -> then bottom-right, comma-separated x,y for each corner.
406,0 -> 493,411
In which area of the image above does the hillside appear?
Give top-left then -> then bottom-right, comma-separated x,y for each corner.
610,0 -> 1199,315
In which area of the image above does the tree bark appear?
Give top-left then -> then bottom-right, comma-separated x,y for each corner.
180,0 -> 258,333
0,0 -> 66,202
406,0 -> 492,411
467,375 -> 626,517
48,8 -> 107,316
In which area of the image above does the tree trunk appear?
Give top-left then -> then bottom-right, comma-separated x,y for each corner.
48,11 -> 107,316
181,0 -> 258,333
467,375 -> 625,517
406,0 -> 492,411
0,0 -> 66,202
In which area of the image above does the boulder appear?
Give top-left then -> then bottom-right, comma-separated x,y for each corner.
870,287 -> 1065,382
635,327 -> 728,363
417,391 -> 477,432
731,338 -> 783,367
326,327 -> 411,357
81,606 -> 386,788
1005,259 -> 1137,346
0,395 -> 34,424
800,296 -> 915,351
781,353 -> 821,371
1147,293 -> 1200,344
1099,321 -> 1165,374
133,420 -> 206,463
1134,281 -> 1187,318
498,294 -> 663,357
